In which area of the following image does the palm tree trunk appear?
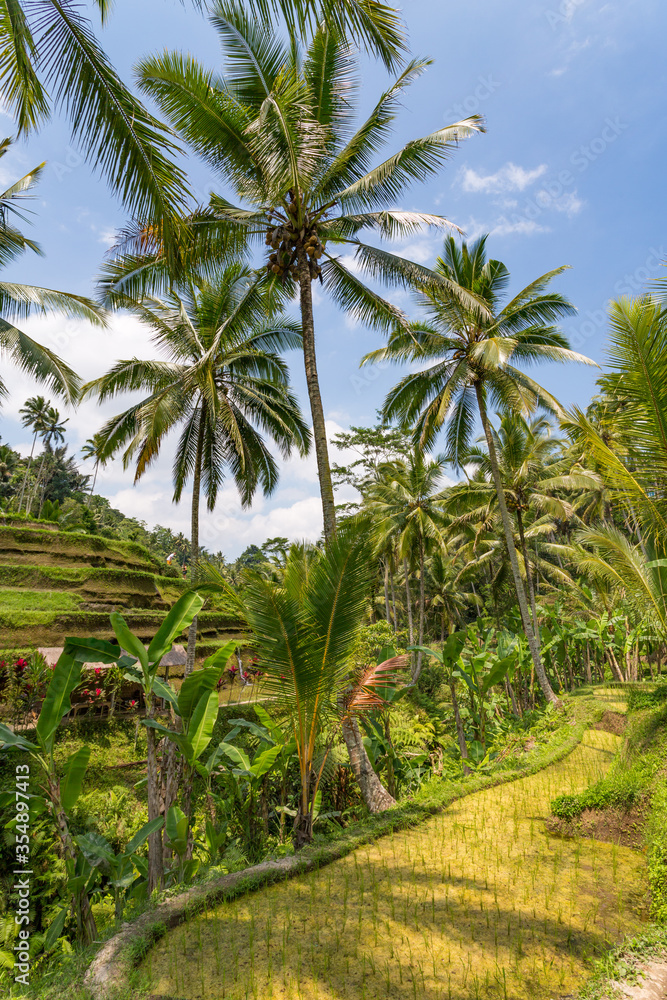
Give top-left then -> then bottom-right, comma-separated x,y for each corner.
88,461 -> 99,503
185,413 -> 205,677
413,536 -> 426,682
403,557 -> 414,644
341,715 -> 396,812
383,560 -> 391,626
297,245 -> 336,542
389,559 -> 397,628
17,432 -> 37,512
474,384 -> 560,707
27,449 -> 48,516
516,507 -> 539,636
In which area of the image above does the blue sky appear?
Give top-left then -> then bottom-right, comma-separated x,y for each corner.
1,0 -> 665,557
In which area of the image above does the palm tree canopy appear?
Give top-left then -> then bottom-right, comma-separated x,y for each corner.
364,449 -> 450,561
363,235 -> 592,463
101,7 -> 481,318
0,0 -> 189,236
562,296 -> 667,545
84,263 -> 310,509
0,139 -> 105,403
447,413 -> 577,525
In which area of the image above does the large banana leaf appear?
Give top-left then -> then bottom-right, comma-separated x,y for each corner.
147,591 -> 204,666
36,651 -> 82,752
60,746 -> 90,811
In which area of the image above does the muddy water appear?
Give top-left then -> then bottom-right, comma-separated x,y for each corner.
141,730 -> 647,999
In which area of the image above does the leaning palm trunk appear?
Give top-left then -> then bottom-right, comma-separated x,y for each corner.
185,422 -> 204,677
27,450 -> 48,515
341,715 -> 396,811
383,560 -> 391,625
475,386 -> 560,706
297,246 -> 336,542
403,557 -> 414,644
516,508 -> 539,636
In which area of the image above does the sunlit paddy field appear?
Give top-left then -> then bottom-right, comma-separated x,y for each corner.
140,729 -> 647,1000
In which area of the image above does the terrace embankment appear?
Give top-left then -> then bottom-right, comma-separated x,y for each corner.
0,518 -> 244,664
140,728 -> 646,1000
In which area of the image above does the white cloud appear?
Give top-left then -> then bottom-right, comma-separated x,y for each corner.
550,190 -> 585,217
98,228 -> 118,247
459,162 -> 548,195
490,218 -> 550,237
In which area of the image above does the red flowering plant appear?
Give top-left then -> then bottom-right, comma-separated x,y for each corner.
0,650 -> 50,726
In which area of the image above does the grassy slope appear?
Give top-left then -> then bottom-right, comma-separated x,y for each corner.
0,588 -> 82,612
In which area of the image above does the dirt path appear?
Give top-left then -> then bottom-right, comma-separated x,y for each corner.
140,729 -> 647,1000
605,961 -> 667,999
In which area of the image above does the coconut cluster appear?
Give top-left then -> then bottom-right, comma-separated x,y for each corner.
264,194 -> 325,282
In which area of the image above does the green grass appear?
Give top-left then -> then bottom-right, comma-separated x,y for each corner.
0,587 -> 82,612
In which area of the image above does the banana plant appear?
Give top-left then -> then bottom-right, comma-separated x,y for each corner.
141,639 -> 238,860
0,644 -> 134,944
65,591 -> 206,891
454,647 -> 514,749
75,817 -> 164,922
204,720 -> 291,860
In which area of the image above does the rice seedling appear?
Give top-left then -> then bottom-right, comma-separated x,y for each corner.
141,729 -> 646,999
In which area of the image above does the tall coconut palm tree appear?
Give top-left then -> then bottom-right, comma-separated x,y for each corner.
84,263 -> 311,675
80,432 -> 107,500
447,413 -> 591,630
113,8 -> 480,541
364,235 -> 593,705
0,140 -> 103,403
365,450 -> 449,680
0,2 -> 188,242
16,394 -> 50,511
26,405 -> 68,515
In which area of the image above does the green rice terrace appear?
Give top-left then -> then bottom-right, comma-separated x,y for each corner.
0,514 -> 244,662
141,726 -> 645,1000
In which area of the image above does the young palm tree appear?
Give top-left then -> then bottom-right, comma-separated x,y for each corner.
365,450 -> 449,680
84,263 -> 311,674
16,394 -> 50,511
233,532 -> 396,845
0,141 -> 103,403
364,235 -> 593,705
123,7 -> 480,541
564,296 -> 667,639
